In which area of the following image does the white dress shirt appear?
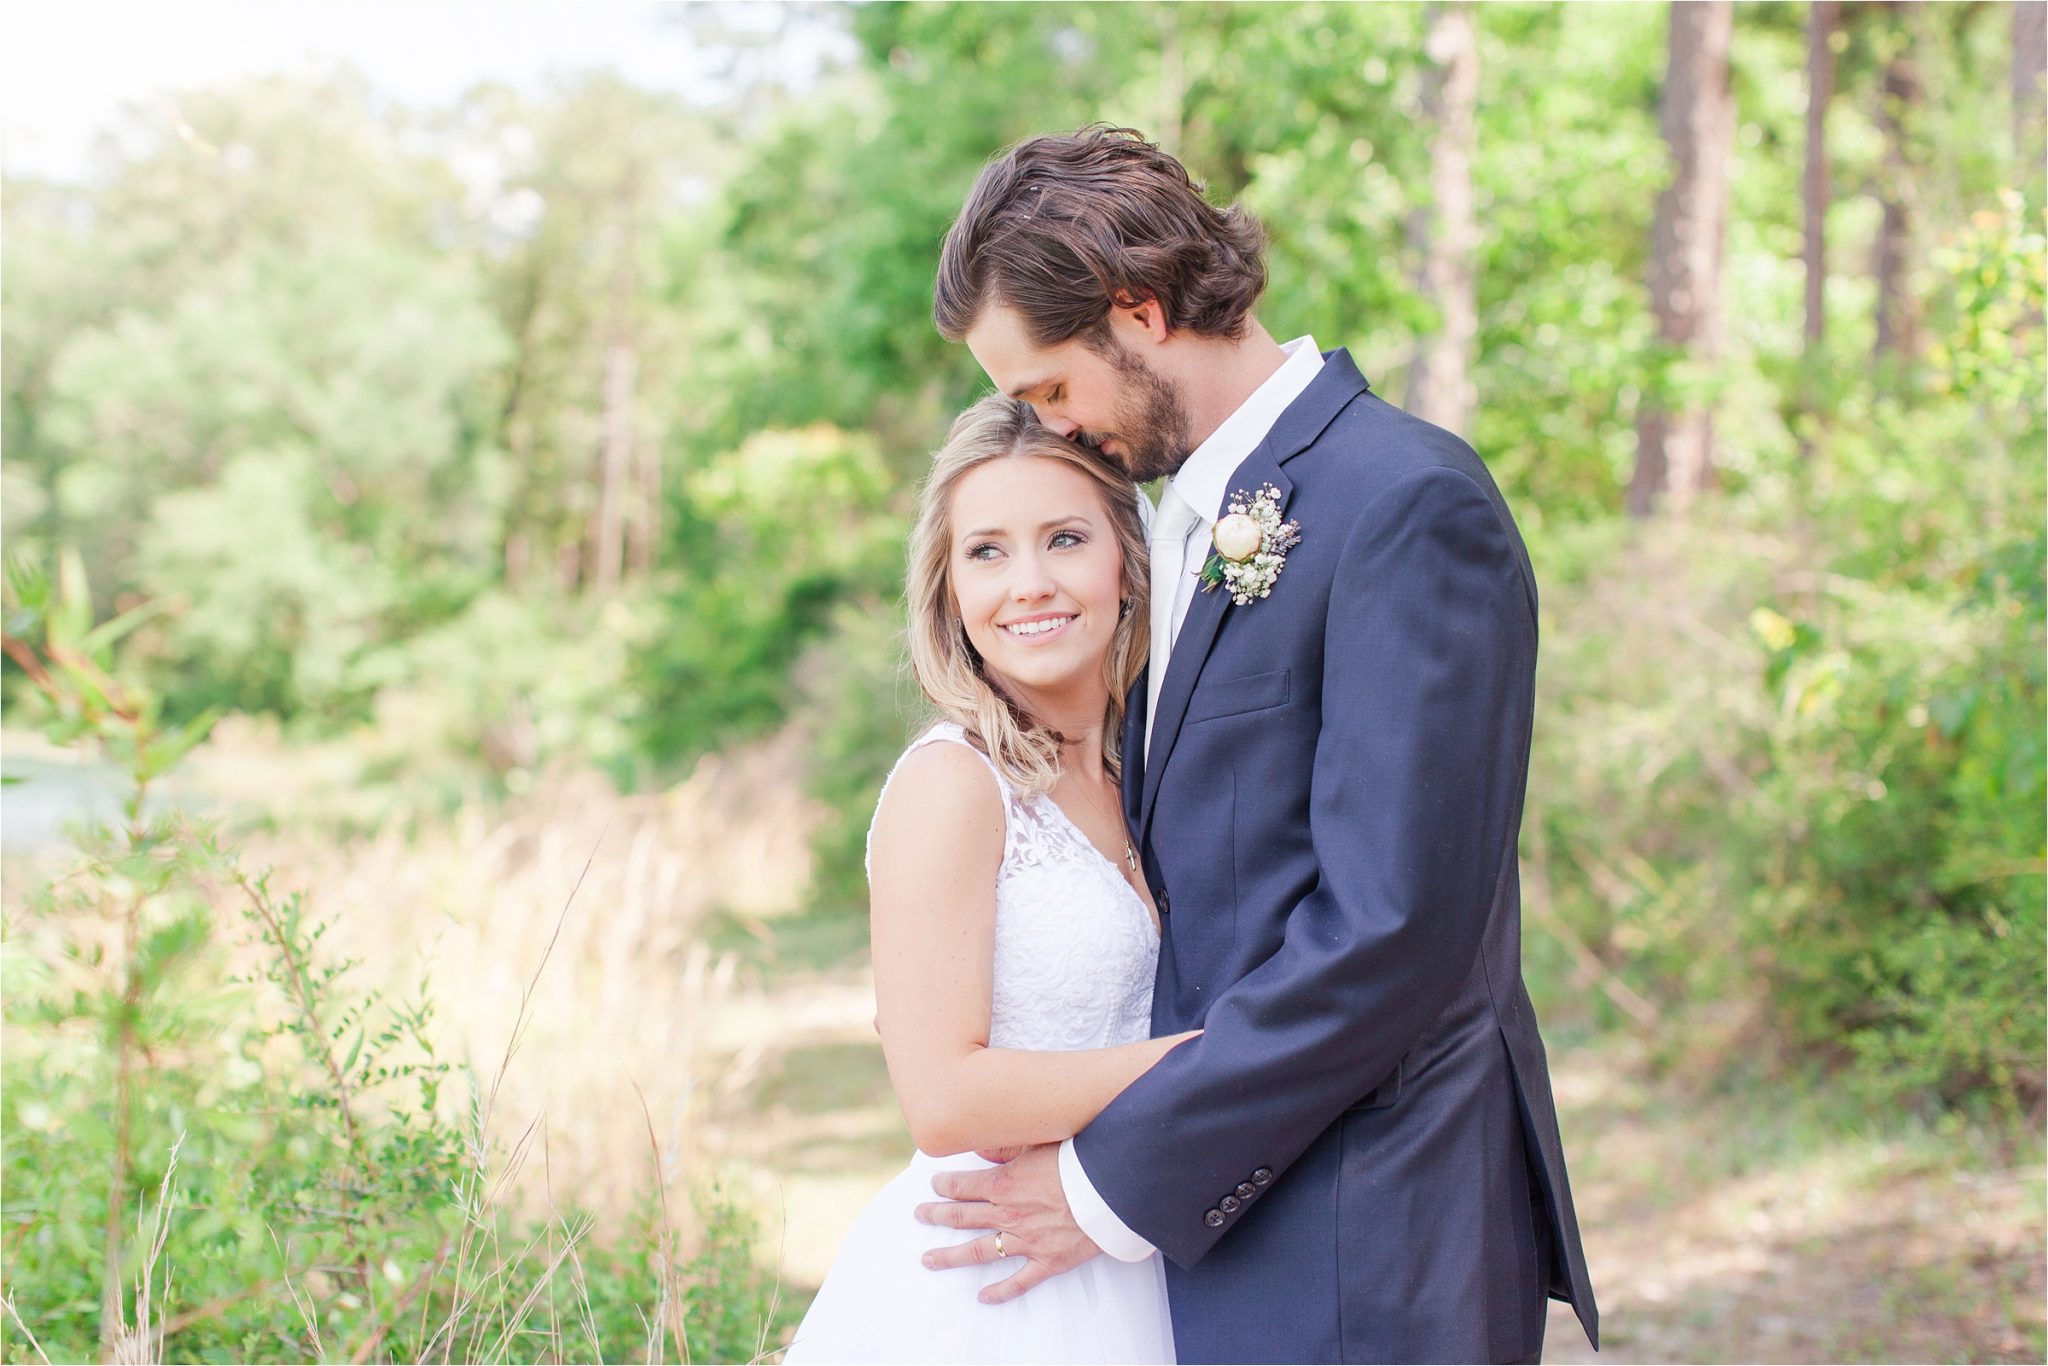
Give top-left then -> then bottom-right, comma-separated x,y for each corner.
1059,335 -> 1325,1263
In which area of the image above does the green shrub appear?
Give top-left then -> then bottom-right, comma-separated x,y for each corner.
1743,531 -> 2045,1109
1,557 -> 776,1363
792,599 -> 925,921
633,425 -> 904,772
1524,201 -> 2045,1112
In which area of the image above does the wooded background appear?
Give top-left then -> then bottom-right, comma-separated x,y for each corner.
2,3 -> 2042,1361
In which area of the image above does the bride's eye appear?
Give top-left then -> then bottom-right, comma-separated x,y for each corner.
1049,530 -> 1085,550
965,542 -> 1002,562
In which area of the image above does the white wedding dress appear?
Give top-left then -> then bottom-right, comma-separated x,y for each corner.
782,723 -> 1175,1365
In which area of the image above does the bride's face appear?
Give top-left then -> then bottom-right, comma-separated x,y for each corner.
948,455 -> 1124,707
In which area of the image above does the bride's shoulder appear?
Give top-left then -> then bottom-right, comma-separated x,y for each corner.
868,727 -> 1007,882
880,725 -> 1004,815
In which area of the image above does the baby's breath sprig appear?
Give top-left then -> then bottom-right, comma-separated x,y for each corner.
1197,484 -> 1301,606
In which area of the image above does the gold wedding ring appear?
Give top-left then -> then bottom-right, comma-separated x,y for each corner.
993,1230 -> 1006,1258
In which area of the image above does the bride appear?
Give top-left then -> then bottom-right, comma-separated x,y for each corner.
782,396 -> 1188,1364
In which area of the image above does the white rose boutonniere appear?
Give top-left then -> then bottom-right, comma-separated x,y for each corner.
1211,513 -> 1263,562
1198,484 -> 1302,606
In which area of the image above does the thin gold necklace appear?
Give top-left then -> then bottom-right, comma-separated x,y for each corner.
1064,766 -> 1139,877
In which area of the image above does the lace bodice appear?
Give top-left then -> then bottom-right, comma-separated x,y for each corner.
868,723 -> 1158,1052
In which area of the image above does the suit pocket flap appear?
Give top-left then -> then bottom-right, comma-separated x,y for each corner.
1185,668 -> 1290,724
1344,1060 -> 1404,1112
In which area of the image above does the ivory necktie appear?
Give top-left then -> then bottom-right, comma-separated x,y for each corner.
1145,483 -> 1205,756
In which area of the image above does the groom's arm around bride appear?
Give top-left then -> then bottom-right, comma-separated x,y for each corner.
918,127 -> 1597,1365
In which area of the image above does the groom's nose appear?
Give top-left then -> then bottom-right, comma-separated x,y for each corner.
1037,409 -> 1082,440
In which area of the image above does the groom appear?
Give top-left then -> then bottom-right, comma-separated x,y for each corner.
914,127 -> 1598,1364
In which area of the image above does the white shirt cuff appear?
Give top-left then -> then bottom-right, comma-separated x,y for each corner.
1058,1138 -> 1157,1262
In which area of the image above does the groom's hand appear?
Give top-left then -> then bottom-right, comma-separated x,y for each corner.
914,1142 -> 1101,1304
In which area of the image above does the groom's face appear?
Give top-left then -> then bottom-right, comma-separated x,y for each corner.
966,305 -> 1193,483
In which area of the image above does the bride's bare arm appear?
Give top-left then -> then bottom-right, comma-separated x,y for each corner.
866,743 -> 1197,1159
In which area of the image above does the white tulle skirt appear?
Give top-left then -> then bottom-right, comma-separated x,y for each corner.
782,1150 -> 1176,1364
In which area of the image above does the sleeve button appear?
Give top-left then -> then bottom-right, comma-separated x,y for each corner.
1203,1209 -> 1225,1228
1251,1168 -> 1273,1186
1236,1182 -> 1256,1199
1219,1195 -> 1240,1213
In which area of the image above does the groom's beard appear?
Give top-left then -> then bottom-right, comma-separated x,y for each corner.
1088,344 -> 1193,483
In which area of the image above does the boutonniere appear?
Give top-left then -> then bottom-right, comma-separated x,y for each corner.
1198,484 -> 1302,606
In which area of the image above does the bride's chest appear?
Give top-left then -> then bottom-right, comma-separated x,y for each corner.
985,802 -> 1157,1043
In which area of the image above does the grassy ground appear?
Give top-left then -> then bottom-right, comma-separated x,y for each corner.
13,727 -> 2034,1362
714,933 -> 2046,1364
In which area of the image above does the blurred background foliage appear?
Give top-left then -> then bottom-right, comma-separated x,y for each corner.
2,2 -> 2043,1360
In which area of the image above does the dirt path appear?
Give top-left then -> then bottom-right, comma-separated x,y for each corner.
702,962 -> 912,1298
1538,1039 -> 2044,1363
712,962 -> 2045,1363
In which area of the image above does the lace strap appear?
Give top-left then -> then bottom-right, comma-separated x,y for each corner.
864,723 -> 1011,881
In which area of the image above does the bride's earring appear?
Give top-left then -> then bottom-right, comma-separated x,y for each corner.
1118,598 -> 1132,619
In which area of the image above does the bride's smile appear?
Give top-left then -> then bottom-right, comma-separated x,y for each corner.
999,612 -> 1075,640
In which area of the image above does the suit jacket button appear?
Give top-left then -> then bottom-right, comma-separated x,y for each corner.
1251,1168 -> 1273,1186
1236,1182 -> 1256,1199
1219,1195 -> 1240,1213
1203,1209 -> 1225,1228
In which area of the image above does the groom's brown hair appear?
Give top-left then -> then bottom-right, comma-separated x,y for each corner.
934,125 -> 1267,349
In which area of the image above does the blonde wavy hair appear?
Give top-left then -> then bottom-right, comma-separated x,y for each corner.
907,395 -> 1150,796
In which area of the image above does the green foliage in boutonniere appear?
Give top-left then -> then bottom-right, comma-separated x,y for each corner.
1198,483 -> 1302,606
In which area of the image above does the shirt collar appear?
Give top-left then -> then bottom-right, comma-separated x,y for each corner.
1167,336 -> 1324,524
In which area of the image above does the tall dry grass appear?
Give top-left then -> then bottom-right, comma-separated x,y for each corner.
203,723 -> 825,1233
2,566 -> 813,1358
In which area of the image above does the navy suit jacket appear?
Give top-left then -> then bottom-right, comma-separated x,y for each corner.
1074,352 -> 1598,1363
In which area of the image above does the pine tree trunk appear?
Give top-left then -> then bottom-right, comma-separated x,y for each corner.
1630,0 -> 1735,517
629,422 -> 660,575
1156,8 -> 1186,160
591,341 -> 634,594
1805,1 -> 1836,352
1406,1 -> 1480,439
504,527 -> 530,586
589,190 -> 639,594
498,259 -> 544,589
555,536 -> 582,593
1873,0 -> 1923,363
1799,0 -> 1837,464
2016,2 -> 2046,191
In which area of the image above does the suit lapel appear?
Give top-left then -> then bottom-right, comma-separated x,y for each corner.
1119,675 -> 1146,836
1136,458 -> 1289,843
1136,350 -> 1370,846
